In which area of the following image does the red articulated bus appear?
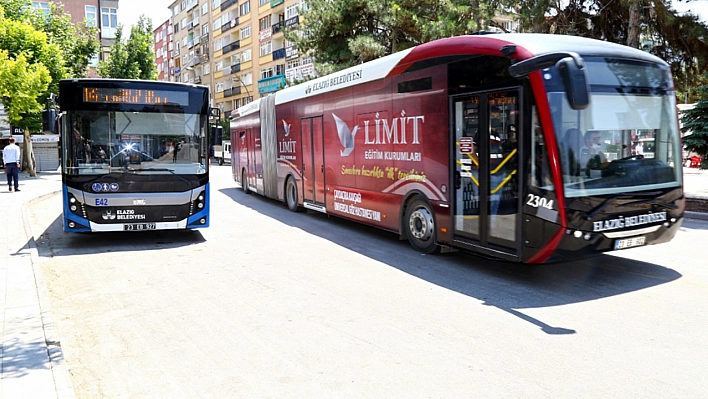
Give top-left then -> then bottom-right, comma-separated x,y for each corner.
231,33 -> 684,263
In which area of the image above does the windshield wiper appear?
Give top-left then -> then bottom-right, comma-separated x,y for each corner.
583,194 -> 629,220
584,191 -> 677,219
619,198 -> 679,210
129,168 -> 189,184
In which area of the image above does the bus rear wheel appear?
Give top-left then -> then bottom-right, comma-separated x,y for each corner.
285,177 -> 302,212
404,197 -> 440,254
241,170 -> 250,194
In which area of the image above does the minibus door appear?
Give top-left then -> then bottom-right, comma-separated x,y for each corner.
452,89 -> 521,254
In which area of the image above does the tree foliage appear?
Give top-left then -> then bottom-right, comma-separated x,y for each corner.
30,2 -> 100,79
681,77 -> 708,168
97,16 -> 157,80
289,0 -> 482,69
0,5 -> 62,129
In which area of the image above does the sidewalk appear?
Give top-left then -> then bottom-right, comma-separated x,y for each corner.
0,170 -> 74,399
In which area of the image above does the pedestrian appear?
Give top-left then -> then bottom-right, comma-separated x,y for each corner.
3,137 -> 21,192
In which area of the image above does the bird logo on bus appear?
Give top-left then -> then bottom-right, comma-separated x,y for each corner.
332,113 -> 359,156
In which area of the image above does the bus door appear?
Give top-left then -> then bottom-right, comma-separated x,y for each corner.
452,89 -> 521,254
245,127 -> 261,192
300,116 -> 325,205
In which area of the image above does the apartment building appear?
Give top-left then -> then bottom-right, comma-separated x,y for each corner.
32,1 -> 119,75
164,0 -> 315,116
154,20 -> 172,81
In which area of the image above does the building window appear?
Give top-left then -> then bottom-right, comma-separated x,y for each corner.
259,0 -> 269,5
202,24 -> 209,35
101,7 -> 117,28
216,61 -> 223,72
204,64 -> 211,75
259,16 -> 271,31
285,3 -> 298,19
181,1 -> 187,11
275,63 -> 285,75
32,2 -> 50,14
213,0 -> 221,9
202,3 -> 208,15
242,73 -> 252,85
260,67 -> 274,79
259,41 -> 271,57
213,20 -> 220,31
240,25 -> 251,39
214,38 -> 223,52
181,18 -> 187,28
84,6 -> 97,27
240,1 -> 250,16
174,6 -> 180,16
241,49 -> 252,62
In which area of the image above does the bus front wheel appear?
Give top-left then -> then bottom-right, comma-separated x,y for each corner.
404,197 -> 440,254
285,177 -> 302,212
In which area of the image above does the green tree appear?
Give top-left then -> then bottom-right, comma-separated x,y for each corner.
29,2 -> 99,78
98,16 -> 157,80
0,50 -> 51,175
0,7 -> 61,175
289,0 -> 480,70
681,77 -> 708,169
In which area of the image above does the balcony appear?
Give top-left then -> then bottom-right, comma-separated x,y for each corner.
270,0 -> 284,7
272,47 -> 286,60
221,0 -> 237,11
258,74 -> 286,94
222,40 -> 240,55
230,64 -> 241,74
223,87 -> 241,98
195,75 -> 202,83
200,33 -> 209,45
221,18 -> 238,33
272,20 -> 285,34
187,22 -> 193,31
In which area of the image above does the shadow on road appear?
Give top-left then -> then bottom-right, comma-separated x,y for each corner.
221,187 -> 682,335
31,213 -> 206,258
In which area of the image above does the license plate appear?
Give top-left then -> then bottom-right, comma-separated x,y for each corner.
614,236 -> 646,250
124,223 -> 156,231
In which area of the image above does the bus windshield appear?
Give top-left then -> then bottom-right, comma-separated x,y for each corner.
63,110 -> 207,175
547,58 -> 682,198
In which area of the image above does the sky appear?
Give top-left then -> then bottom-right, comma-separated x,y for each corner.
119,0 -> 173,31
118,0 -> 708,32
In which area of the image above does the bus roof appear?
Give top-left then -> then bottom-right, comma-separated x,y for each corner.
236,33 -> 668,114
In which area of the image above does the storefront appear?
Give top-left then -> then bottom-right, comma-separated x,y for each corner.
1,134 -> 60,171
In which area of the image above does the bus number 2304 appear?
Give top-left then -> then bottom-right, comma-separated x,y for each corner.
526,194 -> 554,210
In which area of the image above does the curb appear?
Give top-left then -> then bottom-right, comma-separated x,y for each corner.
20,186 -> 76,399
684,211 -> 708,221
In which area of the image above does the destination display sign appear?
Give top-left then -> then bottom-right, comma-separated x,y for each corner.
83,88 -> 189,106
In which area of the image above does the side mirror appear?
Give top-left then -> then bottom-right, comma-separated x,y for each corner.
211,126 -> 223,146
557,57 -> 590,110
508,51 -> 590,110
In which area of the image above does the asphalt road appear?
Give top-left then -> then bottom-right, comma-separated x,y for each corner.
28,165 -> 708,398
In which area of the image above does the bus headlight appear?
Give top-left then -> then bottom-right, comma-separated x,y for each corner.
67,193 -> 86,217
190,190 -> 206,215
